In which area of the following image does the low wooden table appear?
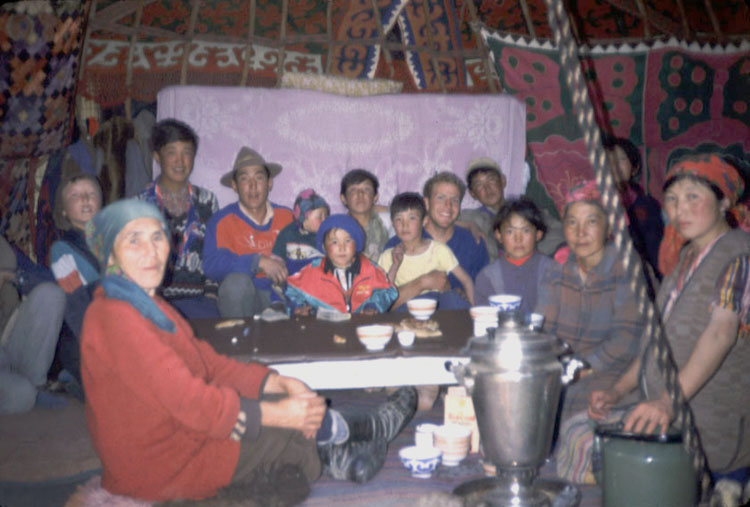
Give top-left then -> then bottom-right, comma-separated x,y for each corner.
191,310 -> 474,389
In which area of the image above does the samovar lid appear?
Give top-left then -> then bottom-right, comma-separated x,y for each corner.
464,311 -> 566,361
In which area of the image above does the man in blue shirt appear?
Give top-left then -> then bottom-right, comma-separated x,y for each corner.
385,172 -> 489,307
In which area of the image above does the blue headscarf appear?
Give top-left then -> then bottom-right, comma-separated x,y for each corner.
86,199 -> 175,332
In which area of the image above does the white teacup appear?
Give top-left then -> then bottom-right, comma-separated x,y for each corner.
488,294 -> 522,313
470,306 -> 499,336
415,423 -> 439,448
527,312 -> 545,330
397,330 -> 416,347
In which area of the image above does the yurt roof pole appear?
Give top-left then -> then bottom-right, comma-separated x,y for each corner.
241,0 -> 256,86
180,0 -> 201,86
275,0 -> 289,87
124,0 -> 145,120
370,0 -> 395,78
419,0 -> 446,93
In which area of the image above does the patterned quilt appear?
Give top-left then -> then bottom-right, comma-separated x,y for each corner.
480,29 -> 750,214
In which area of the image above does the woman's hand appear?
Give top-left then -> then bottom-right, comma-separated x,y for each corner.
261,393 -> 326,439
622,397 -> 673,436
588,388 -> 621,420
265,372 -> 315,397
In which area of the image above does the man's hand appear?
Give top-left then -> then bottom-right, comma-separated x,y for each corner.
258,255 -> 288,285
463,221 -> 487,244
418,270 -> 449,293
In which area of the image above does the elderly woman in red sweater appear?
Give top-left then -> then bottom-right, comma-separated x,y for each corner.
81,199 -> 416,503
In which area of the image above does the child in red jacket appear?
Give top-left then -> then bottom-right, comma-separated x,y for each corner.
285,214 -> 396,315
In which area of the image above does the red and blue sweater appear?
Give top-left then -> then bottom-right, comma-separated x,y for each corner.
203,202 -> 293,292
285,255 -> 397,314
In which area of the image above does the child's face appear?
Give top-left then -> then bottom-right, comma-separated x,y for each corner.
496,213 -> 541,260
303,207 -> 328,233
325,228 -> 357,268
393,208 -> 423,244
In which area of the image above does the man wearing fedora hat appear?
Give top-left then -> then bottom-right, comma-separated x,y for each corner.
203,147 -> 294,317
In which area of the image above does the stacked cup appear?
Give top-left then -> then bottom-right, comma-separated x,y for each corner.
469,305 -> 499,337
433,424 -> 472,466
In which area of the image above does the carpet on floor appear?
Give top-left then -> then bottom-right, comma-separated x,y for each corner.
0,389 -> 601,506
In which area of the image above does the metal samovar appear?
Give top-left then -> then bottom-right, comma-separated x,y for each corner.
448,312 -> 585,506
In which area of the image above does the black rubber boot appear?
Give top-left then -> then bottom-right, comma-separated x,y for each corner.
338,386 -> 418,443
318,438 -> 388,483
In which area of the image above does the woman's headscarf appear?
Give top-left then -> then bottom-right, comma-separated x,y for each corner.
659,154 -> 748,276
564,179 -> 603,212
86,199 -> 167,273
86,199 -> 174,332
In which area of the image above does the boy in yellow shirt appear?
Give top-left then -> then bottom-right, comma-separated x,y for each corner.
378,192 -> 474,311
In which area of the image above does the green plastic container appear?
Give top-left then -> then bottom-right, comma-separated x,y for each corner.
595,425 -> 697,507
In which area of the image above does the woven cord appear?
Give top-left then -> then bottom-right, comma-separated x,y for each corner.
541,0 -> 712,500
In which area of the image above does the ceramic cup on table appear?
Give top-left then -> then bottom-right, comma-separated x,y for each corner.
433,424 -> 472,466
488,294 -> 522,313
399,445 -> 442,479
397,330 -> 416,347
527,312 -> 545,331
414,423 -> 439,448
469,305 -> 499,337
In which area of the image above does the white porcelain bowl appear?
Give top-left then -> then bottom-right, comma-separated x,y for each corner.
488,294 -> 522,312
407,298 -> 437,320
399,445 -> 442,478
356,324 -> 393,351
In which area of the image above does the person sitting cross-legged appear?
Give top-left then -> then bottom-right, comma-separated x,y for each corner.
81,200 -> 418,503
203,147 -> 293,318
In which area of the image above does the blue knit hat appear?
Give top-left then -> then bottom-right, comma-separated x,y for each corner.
293,188 -> 330,226
316,214 -> 365,253
86,199 -> 168,272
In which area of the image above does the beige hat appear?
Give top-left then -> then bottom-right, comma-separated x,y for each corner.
220,146 -> 282,188
465,157 -> 502,179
